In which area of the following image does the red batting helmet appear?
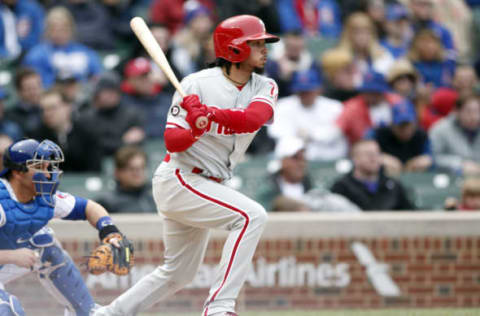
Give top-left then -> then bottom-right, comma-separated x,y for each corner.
213,15 -> 279,63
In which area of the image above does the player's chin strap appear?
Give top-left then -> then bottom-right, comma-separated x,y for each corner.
33,171 -> 61,207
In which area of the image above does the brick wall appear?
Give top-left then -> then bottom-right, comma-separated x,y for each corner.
5,213 -> 480,314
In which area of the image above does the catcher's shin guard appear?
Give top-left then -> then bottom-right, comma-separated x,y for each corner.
36,243 -> 95,316
0,289 -> 25,316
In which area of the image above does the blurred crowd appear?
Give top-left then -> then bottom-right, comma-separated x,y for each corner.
1,0 -> 480,213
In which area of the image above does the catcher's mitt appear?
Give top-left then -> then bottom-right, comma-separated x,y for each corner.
87,233 -> 134,276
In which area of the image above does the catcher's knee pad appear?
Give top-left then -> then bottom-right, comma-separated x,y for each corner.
37,244 -> 95,316
0,289 -> 25,316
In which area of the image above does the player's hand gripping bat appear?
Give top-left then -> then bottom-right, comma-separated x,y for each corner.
130,17 -> 209,129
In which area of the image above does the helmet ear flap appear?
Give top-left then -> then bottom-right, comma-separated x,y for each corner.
226,42 -> 250,63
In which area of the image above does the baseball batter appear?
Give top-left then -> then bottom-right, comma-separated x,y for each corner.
94,15 -> 279,316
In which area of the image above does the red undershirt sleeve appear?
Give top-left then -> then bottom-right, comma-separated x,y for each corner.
209,101 -> 273,133
164,127 -> 197,152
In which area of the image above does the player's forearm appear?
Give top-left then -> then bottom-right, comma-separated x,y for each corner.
209,101 -> 273,133
164,128 -> 197,152
0,250 -> 16,264
85,200 -> 110,229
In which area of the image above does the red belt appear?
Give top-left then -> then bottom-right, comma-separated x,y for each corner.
164,154 -> 222,183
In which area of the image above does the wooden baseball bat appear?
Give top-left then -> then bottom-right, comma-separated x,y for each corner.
130,17 -> 208,129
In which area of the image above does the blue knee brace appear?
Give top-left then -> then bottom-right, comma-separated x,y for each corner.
0,289 -> 25,316
37,244 -> 95,316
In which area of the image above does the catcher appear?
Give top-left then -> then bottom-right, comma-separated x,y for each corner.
0,139 -> 133,316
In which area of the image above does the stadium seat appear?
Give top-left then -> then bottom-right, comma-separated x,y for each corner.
398,172 -> 462,210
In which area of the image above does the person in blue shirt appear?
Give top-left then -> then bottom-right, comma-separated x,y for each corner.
23,6 -> 102,88
0,139 -> 128,316
409,0 -> 456,61
275,0 -> 342,38
5,0 -> 45,52
408,28 -> 455,89
380,3 -> 410,59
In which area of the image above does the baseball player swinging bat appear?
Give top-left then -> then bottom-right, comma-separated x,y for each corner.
130,17 -> 209,129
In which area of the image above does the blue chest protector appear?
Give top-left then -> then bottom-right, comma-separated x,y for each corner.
0,181 -> 54,249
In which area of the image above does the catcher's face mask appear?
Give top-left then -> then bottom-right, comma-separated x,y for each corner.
27,140 -> 64,206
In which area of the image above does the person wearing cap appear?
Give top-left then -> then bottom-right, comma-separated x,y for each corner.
366,99 -> 433,175
420,87 -> 458,131
380,4 -> 411,59
408,28 -> 455,89
80,72 -> 146,156
260,136 -> 361,213
170,3 -> 214,77
408,0 -> 456,61
257,137 -> 312,212
331,139 -> 415,211
268,68 -> 348,161
0,138 -> 131,315
386,58 -> 419,101
121,56 -> 170,138
430,94 -> 480,175
337,71 -> 402,145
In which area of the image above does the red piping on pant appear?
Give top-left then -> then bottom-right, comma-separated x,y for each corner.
174,169 -> 249,316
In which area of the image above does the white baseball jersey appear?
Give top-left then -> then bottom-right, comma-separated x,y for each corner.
165,67 -> 278,180
96,67 -> 277,316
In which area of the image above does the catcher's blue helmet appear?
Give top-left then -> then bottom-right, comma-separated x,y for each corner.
0,139 -> 40,176
1,139 -> 64,205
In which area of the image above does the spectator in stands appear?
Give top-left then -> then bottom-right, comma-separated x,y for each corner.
81,72 -> 145,156
408,0 -> 456,60
140,23 -> 181,94
0,133 -> 12,170
97,145 -> 156,213
265,30 -> 319,98
0,88 -> 22,141
33,88 -> 103,172
3,0 -> 45,53
215,0 -> 281,34
275,0 -> 342,38
0,2 -> 21,60
337,71 -> 402,145
6,67 -> 43,137
258,137 -> 313,212
331,139 -> 415,211
365,0 -> 387,38
366,99 -> 432,176
420,88 -> 458,131
386,58 -> 419,102
170,3 -> 214,77
54,0 -> 116,50
430,94 -> 480,175
338,12 -> 394,77
321,48 -> 358,102
444,177 -> 480,211
23,6 -> 103,88
268,69 -> 348,161
408,29 -> 455,89
381,3 -> 410,59
150,0 -> 215,35
121,57 -> 171,139
452,64 -> 478,99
